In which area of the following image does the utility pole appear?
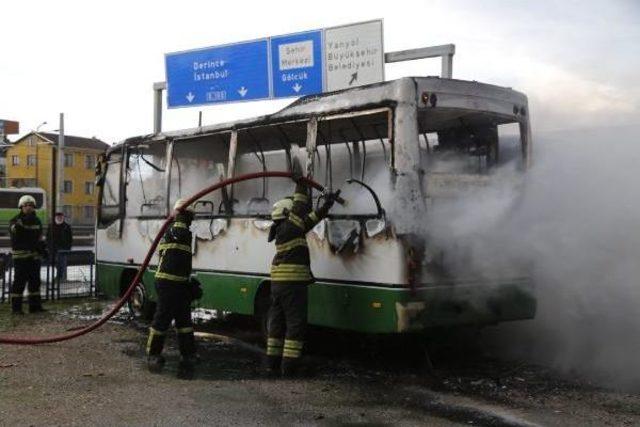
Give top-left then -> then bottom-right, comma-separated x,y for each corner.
56,113 -> 65,215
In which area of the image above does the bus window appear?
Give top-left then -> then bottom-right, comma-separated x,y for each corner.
0,190 -> 45,211
99,151 -> 122,226
313,109 -> 392,219
101,153 -> 121,206
169,135 -> 230,217
126,142 -> 167,217
232,124 -> 302,217
417,107 -> 525,176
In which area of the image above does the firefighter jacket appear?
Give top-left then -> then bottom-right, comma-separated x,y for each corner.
9,212 -> 43,260
270,182 -> 332,283
155,213 -> 193,284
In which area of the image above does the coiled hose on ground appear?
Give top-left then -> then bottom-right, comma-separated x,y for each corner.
0,171 -> 329,345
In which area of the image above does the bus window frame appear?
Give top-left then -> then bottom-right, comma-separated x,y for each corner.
109,108 -> 394,223
124,141 -> 170,220
166,132 -> 234,219
225,122 -> 304,219
308,107 -> 394,221
97,146 -> 125,231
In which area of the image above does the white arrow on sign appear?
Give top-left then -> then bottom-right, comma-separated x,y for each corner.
238,87 -> 248,97
292,83 -> 302,93
186,92 -> 195,103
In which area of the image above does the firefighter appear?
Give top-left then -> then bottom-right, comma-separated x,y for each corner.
265,175 -> 340,377
146,199 -> 198,379
9,195 -> 46,314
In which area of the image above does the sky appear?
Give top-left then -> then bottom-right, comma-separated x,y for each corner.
1,0 -> 638,144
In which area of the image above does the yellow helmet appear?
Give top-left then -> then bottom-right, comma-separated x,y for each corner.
271,198 -> 293,220
18,195 -> 37,208
173,198 -> 194,212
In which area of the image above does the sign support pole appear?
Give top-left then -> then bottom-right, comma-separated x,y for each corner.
153,81 -> 166,134
384,44 -> 455,78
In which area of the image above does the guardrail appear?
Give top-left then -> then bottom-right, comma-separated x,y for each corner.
51,250 -> 95,299
0,250 -> 96,303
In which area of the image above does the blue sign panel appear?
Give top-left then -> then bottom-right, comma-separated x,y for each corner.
270,31 -> 323,98
165,39 -> 270,108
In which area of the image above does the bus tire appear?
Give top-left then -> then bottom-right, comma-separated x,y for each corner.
254,282 -> 271,343
121,270 -> 156,322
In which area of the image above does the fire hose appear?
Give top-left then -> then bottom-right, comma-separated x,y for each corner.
0,171 -> 338,345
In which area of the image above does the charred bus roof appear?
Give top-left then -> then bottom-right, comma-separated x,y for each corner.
107,76 -> 529,155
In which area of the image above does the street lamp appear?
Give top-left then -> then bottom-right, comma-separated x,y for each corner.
35,121 -> 47,132
31,122 -> 49,188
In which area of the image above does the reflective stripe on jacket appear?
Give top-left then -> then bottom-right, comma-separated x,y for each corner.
155,213 -> 193,284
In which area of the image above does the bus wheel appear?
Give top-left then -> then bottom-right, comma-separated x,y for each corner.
128,282 -> 156,321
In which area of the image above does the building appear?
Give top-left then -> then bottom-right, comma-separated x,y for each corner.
5,132 -> 109,225
0,120 -> 20,188
0,140 -> 10,187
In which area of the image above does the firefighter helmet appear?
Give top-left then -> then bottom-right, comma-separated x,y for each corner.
173,198 -> 194,212
271,198 -> 293,220
18,195 -> 37,208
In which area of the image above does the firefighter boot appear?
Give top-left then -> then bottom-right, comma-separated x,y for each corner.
28,295 -> 46,313
282,357 -> 313,378
262,355 -> 281,378
146,329 -> 166,373
11,295 -> 24,315
281,357 -> 301,378
177,332 -> 196,380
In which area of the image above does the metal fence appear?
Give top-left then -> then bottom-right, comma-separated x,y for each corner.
0,250 -> 95,303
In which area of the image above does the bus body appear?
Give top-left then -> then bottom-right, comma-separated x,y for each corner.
95,77 -> 535,334
0,187 -> 48,226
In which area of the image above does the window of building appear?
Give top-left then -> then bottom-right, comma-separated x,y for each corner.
62,205 -> 73,220
85,154 -> 96,169
84,205 -> 95,219
85,181 -> 94,195
12,155 -> 19,166
64,153 -> 74,167
27,155 -> 36,166
63,180 -> 73,193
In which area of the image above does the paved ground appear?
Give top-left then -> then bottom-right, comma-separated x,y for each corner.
1,300 -> 639,426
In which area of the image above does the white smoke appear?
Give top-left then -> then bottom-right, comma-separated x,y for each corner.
426,125 -> 640,390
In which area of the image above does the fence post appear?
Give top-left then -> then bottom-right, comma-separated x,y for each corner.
9,255 -> 12,302
1,254 -> 6,303
56,251 -> 61,300
45,254 -> 51,301
90,252 -> 95,297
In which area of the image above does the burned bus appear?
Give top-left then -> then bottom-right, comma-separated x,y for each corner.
95,76 -> 535,334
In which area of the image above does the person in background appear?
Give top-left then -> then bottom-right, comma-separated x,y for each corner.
47,212 -> 73,281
